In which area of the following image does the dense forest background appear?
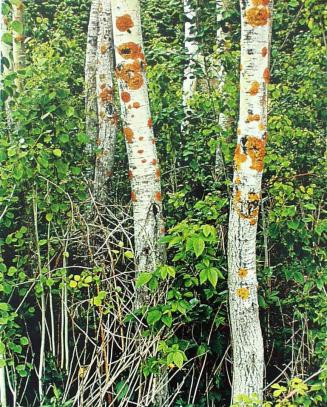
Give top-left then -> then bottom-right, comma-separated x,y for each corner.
0,0 -> 326,406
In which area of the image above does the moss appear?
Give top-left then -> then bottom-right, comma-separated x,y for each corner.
236,287 -> 250,300
245,6 -> 269,27
116,14 -> 134,32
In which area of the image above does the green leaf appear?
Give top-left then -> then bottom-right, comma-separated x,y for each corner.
147,309 -> 162,325
200,270 -> 207,285
53,149 -> 62,157
124,250 -> 134,259
193,237 -> 205,258
13,164 -> 24,180
12,20 -> 24,34
2,33 -> 12,46
46,213 -> 53,222
208,268 -> 218,288
20,337 -> 29,346
115,381 -> 128,401
0,360 -> 6,368
161,314 -> 172,328
173,351 -> 184,369
0,303 -> 9,311
136,272 -> 152,288
69,281 -> 77,289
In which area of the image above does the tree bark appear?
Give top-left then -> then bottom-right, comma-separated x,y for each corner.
182,0 -> 199,134
228,0 -> 273,402
93,0 -> 117,202
111,0 -> 166,404
85,0 -> 100,153
12,0 -> 25,91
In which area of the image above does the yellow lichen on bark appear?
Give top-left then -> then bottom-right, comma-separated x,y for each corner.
236,288 -> 250,300
245,6 -> 269,27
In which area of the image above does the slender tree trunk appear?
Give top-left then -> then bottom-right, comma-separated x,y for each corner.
228,0 -> 273,402
214,0 -> 228,178
111,0 -> 166,404
85,0 -> 100,152
1,5 -> 13,127
93,0 -> 117,202
182,0 -> 199,134
12,0 -> 25,91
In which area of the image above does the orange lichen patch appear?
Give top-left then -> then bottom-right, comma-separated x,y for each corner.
151,138 -> 156,144
137,149 -> 144,154
141,159 -> 147,163
128,170 -> 133,180
100,83 -> 106,89
15,34 -> 25,42
147,118 -> 153,128
236,287 -> 250,300
248,192 -> 260,202
261,47 -> 268,57
116,14 -> 134,32
234,144 -> 247,171
155,168 -> 161,179
252,0 -> 270,5
100,43 -> 108,54
238,268 -> 248,278
106,170 -> 113,177
237,128 -> 241,135
133,102 -> 141,109
154,192 -> 162,202
263,67 -> 270,83
258,122 -> 266,131
246,136 -> 266,172
124,127 -> 134,144
235,177 -> 241,185
112,113 -> 119,126
117,42 -> 144,61
240,64 -> 243,71
116,61 -> 144,90
139,136 -> 144,141
131,192 -> 137,202
99,87 -> 113,103
247,114 -> 261,122
249,81 -> 260,96
152,159 -> 157,165
121,91 -> 131,103
245,6 -> 269,27
160,227 -> 166,234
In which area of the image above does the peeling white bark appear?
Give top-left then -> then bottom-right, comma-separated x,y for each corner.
94,0 -> 117,201
85,0 -> 100,151
228,0 -> 273,402
182,0 -> 199,133
12,0 -> 25,91
111,1 -> 166,403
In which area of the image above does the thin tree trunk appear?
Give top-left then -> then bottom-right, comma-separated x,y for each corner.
12,0 -> 25,91
228,0 -> 273,402
111,0 -> 166,403
182,0 -> 199,134
1,5 -> 13,127
93,0 -> 117,202
85,0 -> 100,152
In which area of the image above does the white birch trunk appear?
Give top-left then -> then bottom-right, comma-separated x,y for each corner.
215,0 -> 228,177
12,0 -> 24,91
228,0 -> 273,402
94,0 -> 117,201
111,1 -> 166,403
1,4 -> 13,127
85,0 -> 100,152
0,350 -> 6,407
182,0 -> 199,134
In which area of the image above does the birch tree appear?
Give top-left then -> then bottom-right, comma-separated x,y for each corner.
12,0 -> 24,91
111,0 -> 165,403
85,0 -> 99,152
94,0 -> 117,201
182,0 -> 199,134
228,0 -> 273,402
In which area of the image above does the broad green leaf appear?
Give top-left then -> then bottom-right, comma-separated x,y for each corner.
53,148 -> 62,157
193,237 -> 205,258
208,268 -> 218,288
136,272 -> 152,288
147,309 -> 162,325
173,351 -> 184,369
161,314 -> 172,328
12,20 -> 24,34
2,33 -> 12,46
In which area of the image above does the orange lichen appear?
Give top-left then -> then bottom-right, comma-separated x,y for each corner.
237,128 -> 241,135
147,118 -> 153,128
252,0 -> 270,5
238,268 -> 248,278
131,192 -> 137,202
246,136 -> 266,172
160,227 -> 166,234
263,67 -> 270,83
116,14 -> 134,32
236,287 -> 250,300
248,192 -> 260,202
240,64 -> 243,71
152,159 -> 157,165
124,127 -> 134,144
261,47 -> 268,57
116,61 -> 144,90
139,136 -> 144,141
152,138 -> 156,144
234,144 -> 247,171
247,114 -> 261,122
249,81 -> 260,96
128,170 -> 133,180
137,149 -> 144,154
15,34 -> 25,42
100,43 -> 108,54
154,192 -> 162,202
235,177 -> 241,185
133,102 -> 141,109
258,122 -> 266,131
121,91 -> 131,103
99,87 -> 113,103
117,42 -> 144,61
141,159 -> 147,163
155,168 -> 161,179
245,6 -> 269,27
